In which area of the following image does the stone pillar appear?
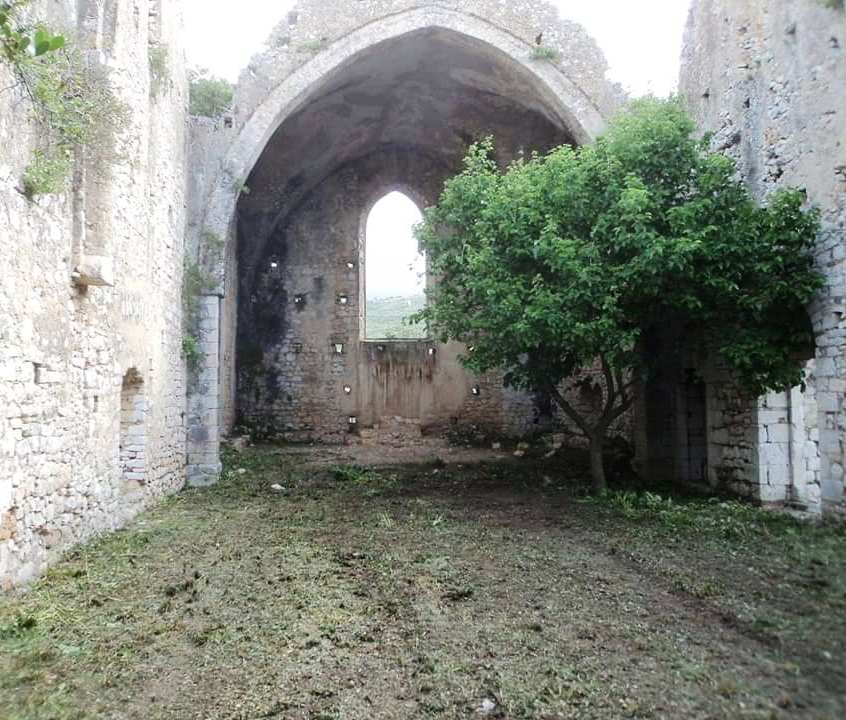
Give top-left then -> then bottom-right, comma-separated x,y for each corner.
186,295 -> 222,486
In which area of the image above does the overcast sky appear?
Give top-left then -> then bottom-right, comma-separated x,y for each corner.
183,0 -> 693,297
184,0 -> 693,96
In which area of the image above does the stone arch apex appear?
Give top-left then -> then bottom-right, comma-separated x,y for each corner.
197,3 -> 622,294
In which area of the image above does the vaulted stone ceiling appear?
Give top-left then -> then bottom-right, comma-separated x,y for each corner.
237,27 -> 576,265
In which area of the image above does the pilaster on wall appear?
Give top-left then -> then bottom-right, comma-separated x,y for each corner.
681,0 -> 846,516
753,378 -> 821,512
186,295 -> 222,486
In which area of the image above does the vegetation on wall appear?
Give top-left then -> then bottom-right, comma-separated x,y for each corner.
148,44 -> 169,98
188,69 -> 233,118
182,231 -> 224,369
530,45 -> 559,61
1,1 -> 63,61
1,1 -> 127,198
230,177 -> 250,196
297,38 -> 327,54
414,97 -> 822,492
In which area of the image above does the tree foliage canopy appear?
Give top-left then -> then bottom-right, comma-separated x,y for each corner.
415,98 -> 822,488
189,69 -> 234,118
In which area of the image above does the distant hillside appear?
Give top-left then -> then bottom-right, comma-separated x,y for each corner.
366,294 -> 427,339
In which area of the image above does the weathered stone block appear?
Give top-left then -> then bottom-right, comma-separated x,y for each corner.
74,255 -> 115,287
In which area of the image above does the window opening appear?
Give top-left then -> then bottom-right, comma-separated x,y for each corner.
364,191 -> 426,340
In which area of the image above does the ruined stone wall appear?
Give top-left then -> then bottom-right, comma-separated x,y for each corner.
235,148 -> 556,442
0,0 -> 188,588
185,0 -> 624,483
681,0 -> 846,513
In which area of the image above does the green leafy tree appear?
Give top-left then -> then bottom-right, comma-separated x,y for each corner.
189,69 -> 233,118
415,98 -> 822,491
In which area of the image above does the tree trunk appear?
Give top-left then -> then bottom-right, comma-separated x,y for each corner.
588,435 -> 607,493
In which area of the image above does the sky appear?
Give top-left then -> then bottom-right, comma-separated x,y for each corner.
366,192 -> 426,297
182,0 -> 693,297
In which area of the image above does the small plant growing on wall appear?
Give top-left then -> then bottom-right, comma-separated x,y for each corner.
231,178 -> 250,196
531,45 -> 559,61
148,44 -> 169,97
1,1 -> 127,198
182,231 -> 224,370
297,38 -> 327,54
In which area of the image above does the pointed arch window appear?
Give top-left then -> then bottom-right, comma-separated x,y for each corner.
363,191 -> 427,340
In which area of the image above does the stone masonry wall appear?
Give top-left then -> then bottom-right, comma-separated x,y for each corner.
681,0 -> 846,514
235,148 -> 543,443
0,0 -> 188,588
185,0 -> 625,484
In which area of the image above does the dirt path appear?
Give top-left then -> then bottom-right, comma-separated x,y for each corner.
1,446 -> 844,719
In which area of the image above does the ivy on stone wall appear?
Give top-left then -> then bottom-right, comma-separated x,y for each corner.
182,231 -> 224,370
0,1 -> 127,198
1,1 -> 63,61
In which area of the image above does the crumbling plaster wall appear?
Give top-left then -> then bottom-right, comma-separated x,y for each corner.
681,0 -> 846,514
0,0 -> 188,589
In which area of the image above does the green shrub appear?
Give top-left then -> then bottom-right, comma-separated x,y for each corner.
18,46 -> 127,197
189,72 -> 233,118
2,3 -> 126,197
22,147 -> 72,197
182,232 -> 224,372
182,335 -> 202,367
531,45 -> 559,61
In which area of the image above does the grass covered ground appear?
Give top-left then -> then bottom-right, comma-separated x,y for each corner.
1,446 -> 845,719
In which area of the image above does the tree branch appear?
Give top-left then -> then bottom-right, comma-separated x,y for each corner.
599,354 -> 617,424
609,393 -> 635,422
546,383 -> 593,438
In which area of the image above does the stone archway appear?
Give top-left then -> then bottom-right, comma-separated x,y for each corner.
186,1 -> 622,484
